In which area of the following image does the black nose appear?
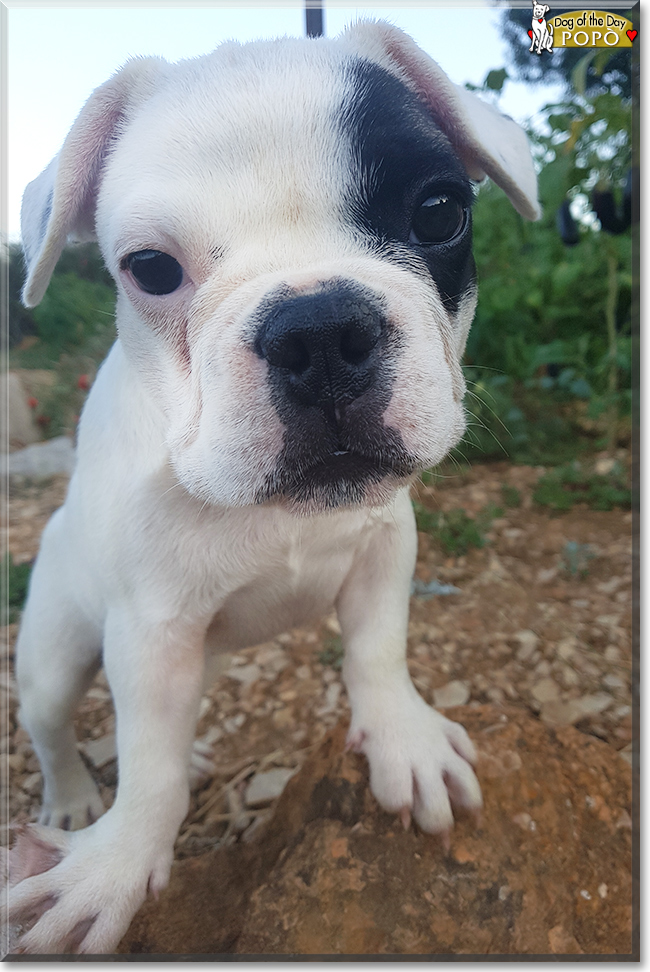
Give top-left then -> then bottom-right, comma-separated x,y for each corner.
254,283 -> 385,422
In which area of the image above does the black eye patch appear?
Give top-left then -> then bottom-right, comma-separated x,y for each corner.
123,250 -> 184,295
342,58 -> 476,313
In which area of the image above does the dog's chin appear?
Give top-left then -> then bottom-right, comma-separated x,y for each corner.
258,451 -> 417,515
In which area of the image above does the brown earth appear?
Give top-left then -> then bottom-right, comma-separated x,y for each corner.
1,455 -> 637,956
121,714 -> 633,957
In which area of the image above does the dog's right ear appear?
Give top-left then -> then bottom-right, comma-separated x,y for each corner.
21,57 -> 167,308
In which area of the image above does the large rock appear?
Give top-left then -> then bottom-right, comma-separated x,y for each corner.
1,436 -> 75,480
1,373 -> 40,450
120,706 -> 634,957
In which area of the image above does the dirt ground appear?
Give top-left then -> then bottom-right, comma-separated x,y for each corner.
1,456 -> 633,857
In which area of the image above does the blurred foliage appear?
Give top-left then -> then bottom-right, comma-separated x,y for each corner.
414,503 -> 504,555
5,243 -> 117,437
2,553 -> 32,624
533,459 -> 631,511
462,43 -> 633,464
317,637 -> 344,670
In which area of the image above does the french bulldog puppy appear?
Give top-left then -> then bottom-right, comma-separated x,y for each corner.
7,20 -> 539,954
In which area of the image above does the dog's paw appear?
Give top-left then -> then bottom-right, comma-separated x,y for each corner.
347,690 -> 482,835
39,775 -> 106,831
4,819 -> 170,954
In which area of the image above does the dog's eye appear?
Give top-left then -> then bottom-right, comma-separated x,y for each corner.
409,194 -> 466,246
123,250 -> 184,295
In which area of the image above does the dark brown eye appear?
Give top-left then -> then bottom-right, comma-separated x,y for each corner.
123,250 -> 184,295
409,194 -> 466,245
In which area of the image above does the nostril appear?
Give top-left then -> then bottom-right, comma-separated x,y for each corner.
282,335 -> 311,375
259,332 -> 311,375
339,317 -> 382,366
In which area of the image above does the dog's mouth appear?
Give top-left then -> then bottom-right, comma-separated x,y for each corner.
257,440 -> 417,512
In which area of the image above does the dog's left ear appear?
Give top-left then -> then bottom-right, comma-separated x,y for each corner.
342,21 -> 541,221
21,56 -> 167,308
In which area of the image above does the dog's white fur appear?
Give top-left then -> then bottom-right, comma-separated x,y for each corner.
530,2 -> 554,54
8,22 -> 539,954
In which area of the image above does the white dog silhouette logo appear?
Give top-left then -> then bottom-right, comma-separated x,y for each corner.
529,2 -> 554,54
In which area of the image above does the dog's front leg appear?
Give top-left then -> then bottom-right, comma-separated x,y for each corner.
337,491 -> 482,836
7,608 -> 206,955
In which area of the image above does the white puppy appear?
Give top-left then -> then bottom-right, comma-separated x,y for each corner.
7,21 -> 539,954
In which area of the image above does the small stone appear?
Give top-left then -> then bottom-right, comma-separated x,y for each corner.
199,726 -> 223,746
255,644 -> 285,665
223,713 -> 246,734
618,748 -> 633,767
580,889 -> 591,900
540,693 -> 613,728
512,812 -> 532,830
597,576 -> 624,594
560,666 -> 580,688
7,753 -> 25,774
604,646 -> 621,663
295,665 -> 311,680
577,692 -> 614,716
272,709 -> 293,729
556,638 -> 577,661
83,733 -> 117,768
245,767 -> 298,808
486,687 -> 505,705
531,678 -> 560,704
598,883 -> 608,899
227,663 -> 261,686
433,680 -> 470,708
318,682 -> 342,715
594,457 -> 616,475
596,614 -> 619,627
534,659 -> 551,676
324,616 -> 341,636
537,567 -> 557,584
22,772 -> 42,796
602,674 -> 626,691
514,630 -> 539,662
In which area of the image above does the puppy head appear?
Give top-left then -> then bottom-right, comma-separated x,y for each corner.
21,23 -> 539,513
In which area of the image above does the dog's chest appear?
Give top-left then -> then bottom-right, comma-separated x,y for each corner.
204,512 -> 370,652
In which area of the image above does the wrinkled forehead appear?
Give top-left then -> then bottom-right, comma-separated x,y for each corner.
98,38 -> 465,258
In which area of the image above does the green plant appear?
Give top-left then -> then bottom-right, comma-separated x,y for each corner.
501,484 -> 521,508
414,504 -> 503,556
533,460 -> 630,511
317,637 -> 343,670
459,369 -> 590,466
2,553 -> 32,624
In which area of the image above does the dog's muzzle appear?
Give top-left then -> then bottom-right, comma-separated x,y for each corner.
252,280 -> 416,510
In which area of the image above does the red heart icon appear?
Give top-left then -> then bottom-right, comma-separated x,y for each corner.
538,17 -> 543,22
627,29 -> 637,41
528,29 -> 533,38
